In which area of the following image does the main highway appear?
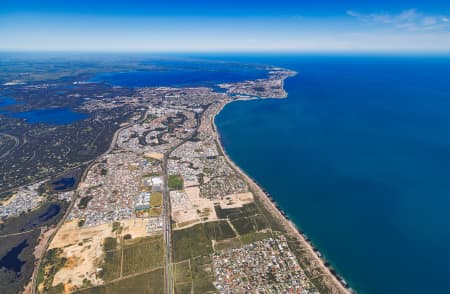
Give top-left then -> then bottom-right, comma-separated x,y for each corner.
162,109 -> 203,294
162,156 -> 174,294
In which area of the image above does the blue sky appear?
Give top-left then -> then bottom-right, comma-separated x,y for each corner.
1,0 -> 450,52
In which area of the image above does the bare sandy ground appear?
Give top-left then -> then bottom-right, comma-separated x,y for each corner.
184,186 -> 218,221
183,179 -> 199,187
121,218 -> 153,238
212,101 -> 351,294
49,218 -> 152,289
50,221 -> 112,288
144,152 -> 164,161
219,192 -> 254,209
170,190 -> 199,226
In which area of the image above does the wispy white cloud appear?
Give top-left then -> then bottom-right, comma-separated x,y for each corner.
397,9 -> 418,22
423,17 -> 437,26
346,9 -> 450,32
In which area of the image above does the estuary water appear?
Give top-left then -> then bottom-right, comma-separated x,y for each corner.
0,96 -> 87,125
8,108 -> 88,125
90,66 -> 268,88
215,55 -> 450,294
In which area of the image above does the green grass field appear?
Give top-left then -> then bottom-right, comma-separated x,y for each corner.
175,283 -> 192,294
230,217 -> 255,235
100,235 -> 163,282
75,268 -> 164,294
229,214 -> 269,235
204,220 -> 236,241
149,207 -> 162,216
240,231 -> 274,245
253,214 -> 270,231
174,260 -> 192,294
100,249 -> 121,281
173,220 -> 239,262
214,202 -> 258,220
191,255 -> 217,293
172,223 -> 213,262
150,191 -> 162,207
174,260 -> 191,284
103,237 -> 118,251
122,236 -> 164,276
214,237 -> 242,251
168,174 -> 183,190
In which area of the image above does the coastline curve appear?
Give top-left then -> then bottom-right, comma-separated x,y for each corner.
212,87 -> 353,294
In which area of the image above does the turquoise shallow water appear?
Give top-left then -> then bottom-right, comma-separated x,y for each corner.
215,56 -> 450,294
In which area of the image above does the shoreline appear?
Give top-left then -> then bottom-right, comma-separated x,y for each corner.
212,98 -> 353,294
26,71 -> 353,293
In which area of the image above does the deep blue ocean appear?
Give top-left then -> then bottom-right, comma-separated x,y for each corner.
215,55 -> 450,294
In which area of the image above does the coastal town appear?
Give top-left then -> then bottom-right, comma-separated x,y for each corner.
212,236 -> 315,293
1,66 -> 352,294
3,0 -> 449,291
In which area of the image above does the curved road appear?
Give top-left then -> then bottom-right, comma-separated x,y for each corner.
30,112 -> 146,294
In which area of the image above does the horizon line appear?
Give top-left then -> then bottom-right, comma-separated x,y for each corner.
1,49 -> 450,55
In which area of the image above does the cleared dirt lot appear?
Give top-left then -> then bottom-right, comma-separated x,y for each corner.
185,186 -> 217,221
218,192 -> 254,209
49,218 -> 154,288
